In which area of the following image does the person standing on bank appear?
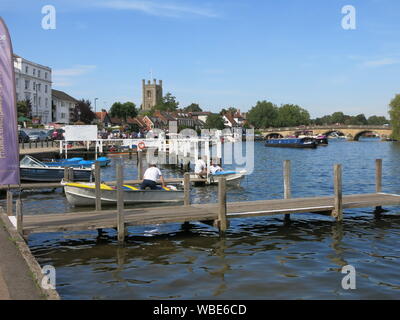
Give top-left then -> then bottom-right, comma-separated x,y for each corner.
140,164 -> 166,190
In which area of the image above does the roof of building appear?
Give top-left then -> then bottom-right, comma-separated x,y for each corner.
95,111 -> 111,122
52,89 -> 78,103
224,113 -> 238,126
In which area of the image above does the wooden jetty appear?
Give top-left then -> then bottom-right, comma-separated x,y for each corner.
2,159 -> 400,244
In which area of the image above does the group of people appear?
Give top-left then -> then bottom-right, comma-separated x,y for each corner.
140,156 -> 224,190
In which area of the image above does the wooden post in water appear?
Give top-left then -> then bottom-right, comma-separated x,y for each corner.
6,191 -> 12,216
137,151 -> 144,180
332,164 -> 343,221
64,167 -> 69,182
375,159 -> 383,214
16,199 -> 23,235
94,162 -> 101,212
68,167 -> 74,182
184,172 -> 190,206
217,177 -> 228,233
116,163 -> 126,244
283,160 -> 291,222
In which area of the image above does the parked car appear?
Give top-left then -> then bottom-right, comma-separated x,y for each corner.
18,130 -> 30,143
47,128 -> 65,140
26,130 -> 48,142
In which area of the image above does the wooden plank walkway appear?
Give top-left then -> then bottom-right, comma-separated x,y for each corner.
20,193 -> 400,235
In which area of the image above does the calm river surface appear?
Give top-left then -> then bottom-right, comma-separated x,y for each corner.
6,139 -> 400,299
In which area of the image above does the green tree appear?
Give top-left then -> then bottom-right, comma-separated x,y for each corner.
17,99 -> 32,118
367,115 -> 388,125
330,112 -> 346,124
153,92 -> 179,112
110,101 -> 138,122
184,103 -> 202,112
205,113 -> 225,130
73,99 -> 95,124
220,107 -> 238,115
247,101 -> 279,128
389,94 -> 400,139
276,104 -> 310,127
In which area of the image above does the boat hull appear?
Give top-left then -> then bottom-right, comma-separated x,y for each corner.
64,183 -> 184,207
20,167 -> 92,182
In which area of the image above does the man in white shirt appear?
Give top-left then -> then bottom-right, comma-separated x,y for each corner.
209,162 -> 223,175
140,164 -> 166,190
194,156 -> 207,178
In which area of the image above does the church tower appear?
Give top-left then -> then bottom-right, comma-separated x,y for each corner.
142,79 -> 163,111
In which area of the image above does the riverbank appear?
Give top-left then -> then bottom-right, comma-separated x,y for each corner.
0,209 -> 59,300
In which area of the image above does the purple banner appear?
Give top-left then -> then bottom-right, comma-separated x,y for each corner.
0,17 -> 20,185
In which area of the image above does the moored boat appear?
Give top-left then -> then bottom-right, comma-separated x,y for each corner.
63,181 -> 184,207
43,156 -> 111,168
20,156 -> 93,182
190,170 -> 247,186
265,137 -> 317,148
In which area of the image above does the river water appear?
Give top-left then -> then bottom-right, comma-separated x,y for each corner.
7,139 -> 400,299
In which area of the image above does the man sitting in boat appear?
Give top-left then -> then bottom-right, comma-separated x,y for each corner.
209,162 -> 223,175
140,164 -> 166,190
194,156 -> 208,179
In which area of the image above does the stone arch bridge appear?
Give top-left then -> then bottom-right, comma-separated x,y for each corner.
261,125 -> 392,141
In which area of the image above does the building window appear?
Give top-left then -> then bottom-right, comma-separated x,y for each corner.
38,70 -> 41,77
33,69 -> 36,76
45,98 -> 48,107
45,85 -> 48,93
45,72 -> 48,79
37,84 -> 41,92
25,80 -> 29,90
61,113 -> 65,119
38,97 -> 41,106
25,66 -> 28,73
33,82 -> 36,90
147,90 -> 152,98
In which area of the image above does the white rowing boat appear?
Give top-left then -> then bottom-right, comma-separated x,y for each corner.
190,170 -> 247,186
63,181 -> 184,207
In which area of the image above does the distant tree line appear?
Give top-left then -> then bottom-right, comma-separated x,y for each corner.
312,112 -> 389,126
246,100 -> 389,129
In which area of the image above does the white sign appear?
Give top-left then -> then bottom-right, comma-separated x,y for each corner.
64,125 -> 97,141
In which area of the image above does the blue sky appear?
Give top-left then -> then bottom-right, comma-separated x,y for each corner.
1,0 -> 399,117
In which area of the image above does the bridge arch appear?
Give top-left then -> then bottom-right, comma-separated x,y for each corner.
265,133 -> 284,139
353,130 -> 381,141
322,130 -> 346,138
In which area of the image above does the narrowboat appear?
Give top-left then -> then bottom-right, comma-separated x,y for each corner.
265,137 -> 317,148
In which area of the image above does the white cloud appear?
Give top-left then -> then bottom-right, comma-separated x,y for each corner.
362,58 -> 399,68
98,0 -> 218,18
53,65 -> 96,87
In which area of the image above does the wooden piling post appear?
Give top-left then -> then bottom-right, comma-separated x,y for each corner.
16,199 -> 23,235
217,177 -> 228,233
137,151 -> 143,180
375,159 -> 383,214
68,167 -> 74,182
94,162 -> 101,212
116,163 -> 126,244
6,191 -> 13,216
283,160 -> 291,222
332,164 -> 343,221
184,172 -> 190,206
64,167 -> 69,181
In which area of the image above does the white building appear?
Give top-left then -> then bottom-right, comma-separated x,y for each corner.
52,89 -> 77,124
13,54 -> 52,124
